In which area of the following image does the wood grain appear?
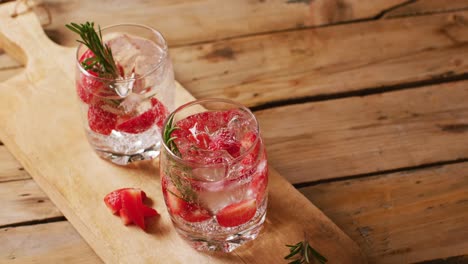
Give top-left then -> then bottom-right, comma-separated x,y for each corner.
0,179 -> 62,227
0,145 -> 28,182
0,3 -> 364,263
385,0 -> 468,18
299,162 -> 468,264
43,0 -> 409,47
0,221 -> 102,263
171,10 -> 468,107
256,80 -> 468,184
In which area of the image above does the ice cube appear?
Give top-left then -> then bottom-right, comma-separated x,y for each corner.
107,34 -> 140,76
106,33 -> 164,93
119,93 -> 145,114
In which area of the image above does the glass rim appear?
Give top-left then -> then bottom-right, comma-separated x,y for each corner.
161,98 -> 261,168
75,23 -> 168,83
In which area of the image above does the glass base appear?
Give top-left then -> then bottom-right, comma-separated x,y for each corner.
94,144 -> 160,165
176,212 -> 266,253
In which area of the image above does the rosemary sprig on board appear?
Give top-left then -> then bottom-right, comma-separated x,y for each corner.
66,22 -> 119,78
285,235 -> 327,264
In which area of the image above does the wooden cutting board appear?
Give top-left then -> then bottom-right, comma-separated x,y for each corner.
0,2 -> 365,263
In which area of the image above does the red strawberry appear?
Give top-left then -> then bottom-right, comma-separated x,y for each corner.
88,104 -> 117,135
241,132 -> 261,166
121,205 -> 158,223
208,130 -> 241,158
216,199 -> 257,227
142,205 -> 159,217
121,189 -> 146,230
77,50 -> 103,104
151,98 -> 169,128
104,188 -> 147,214
250,168 -> 268,203
115,98 -> 168,134
120,208 -> 132,225
165,183 -> 211,222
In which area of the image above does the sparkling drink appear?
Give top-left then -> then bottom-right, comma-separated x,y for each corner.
74,24 -> 175,165
160,99 -> 268,252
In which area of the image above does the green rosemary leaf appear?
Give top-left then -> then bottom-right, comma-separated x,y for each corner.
284,236 -> 327,264
284,244 -> 302,259
163,114 -> 180,156
66,21 -> 119,78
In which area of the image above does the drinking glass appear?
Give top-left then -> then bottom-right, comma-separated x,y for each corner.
160,98 -> 268,252
75,24 -> 175,165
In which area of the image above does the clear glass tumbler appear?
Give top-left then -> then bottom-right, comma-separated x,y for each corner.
75,24 -> 175,165
160,99 -> 268,252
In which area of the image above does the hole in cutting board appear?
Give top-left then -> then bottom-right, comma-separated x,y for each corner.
0,48 -> 24,82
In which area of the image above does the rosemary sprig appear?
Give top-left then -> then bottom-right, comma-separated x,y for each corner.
66,22 -> 119,78
285,235 -> 327,264
163,113 -> 180,156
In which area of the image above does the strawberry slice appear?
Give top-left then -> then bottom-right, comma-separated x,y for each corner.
216,199 -> 257,227
121,189 -> 146,230
115,98 -> 168,134
88,104 -> 117,135
250,168 -> 268,203
104,188 -> 147,214
164,183 -> 211,222
208,129 -> 241,158
77,50 -> 103,104
120,208 -> 132,225
121,205 -> 158,223
142,205 -> 159,217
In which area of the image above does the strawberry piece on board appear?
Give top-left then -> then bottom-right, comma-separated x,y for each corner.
121,189 -> 146,230
103,188 -> 148,214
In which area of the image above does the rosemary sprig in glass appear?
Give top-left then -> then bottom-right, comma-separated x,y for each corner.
66,21 -> 119,79
285,234 -> 327,264
163,113 -> 180,156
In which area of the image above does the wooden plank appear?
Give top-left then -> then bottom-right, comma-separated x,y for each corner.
0,50 -> 21,68
255,80 -> 468,184
0,221 -> 102,263
0,4 -> 364,263
0,179 -> 62,227
385,0 -> 468,18
0,145 -> 29,182
43,0 -> 408,47
299,162 -> 468,264
0,50 -> 23,82
0,67 -> 23,83
171,10 -> 468,107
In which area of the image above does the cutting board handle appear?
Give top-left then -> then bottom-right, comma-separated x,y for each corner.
0,1 -> 59,68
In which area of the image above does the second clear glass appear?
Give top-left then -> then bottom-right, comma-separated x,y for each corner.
160,99 -> 268,252
75,24 -> 175,165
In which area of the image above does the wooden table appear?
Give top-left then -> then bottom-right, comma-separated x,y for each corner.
1,1 -> 468,263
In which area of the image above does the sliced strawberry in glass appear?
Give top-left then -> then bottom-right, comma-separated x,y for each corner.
115,97 -> 168,134
164,183 -> 211,222
121,189 -> 146,230
88,104 -> 117,135
180,203 -> 212,222
216,199 -> 257,227
151,98 -> 169,128
241,132 -> 260,166
77,50 -> 104,104
208,129 -> 241,158
250,167 -> 268,203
